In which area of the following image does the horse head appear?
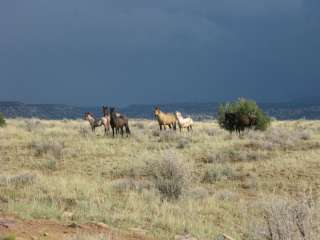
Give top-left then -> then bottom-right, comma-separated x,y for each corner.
102,106 -> 109,116
154,106 -> 161,117
84,112 -> 89,120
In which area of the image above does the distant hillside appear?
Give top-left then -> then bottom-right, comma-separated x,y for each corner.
0,102 -> 98,120
1,101 -> 320,120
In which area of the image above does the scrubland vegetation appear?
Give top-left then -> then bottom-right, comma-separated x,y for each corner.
0,118 -> 320,239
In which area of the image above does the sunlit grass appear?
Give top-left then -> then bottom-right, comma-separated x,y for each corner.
0,118 -> 320,239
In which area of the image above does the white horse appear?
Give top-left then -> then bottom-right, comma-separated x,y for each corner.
175,111 -> 193,132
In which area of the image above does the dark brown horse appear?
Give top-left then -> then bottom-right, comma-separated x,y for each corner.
110,107 -> 131,137
225,112 -> 257,135
102,106 -> 123,135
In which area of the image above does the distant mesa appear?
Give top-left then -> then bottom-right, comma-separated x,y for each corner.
0,101 -> 320,120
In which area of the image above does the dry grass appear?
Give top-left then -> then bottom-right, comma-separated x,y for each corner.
0,119 -> 320,239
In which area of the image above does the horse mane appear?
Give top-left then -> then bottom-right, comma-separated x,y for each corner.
85,112 -> 95,118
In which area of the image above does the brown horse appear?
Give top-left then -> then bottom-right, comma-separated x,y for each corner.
102,106 -> 124,135
154,106 -> 177,131
110,107 -> 131,137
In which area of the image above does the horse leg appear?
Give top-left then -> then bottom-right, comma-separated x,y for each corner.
159,125 -> 162,131
125,124 -> 131,136
121,127 -> 124,137
112,127 -> 115,138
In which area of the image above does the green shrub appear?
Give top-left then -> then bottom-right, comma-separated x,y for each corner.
0,112 -> 6,127
218,98 -> 271,132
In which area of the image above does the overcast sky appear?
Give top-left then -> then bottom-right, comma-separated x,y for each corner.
0,0 -> 319,106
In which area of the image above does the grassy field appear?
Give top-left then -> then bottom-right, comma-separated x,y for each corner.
0,118 -> 320,240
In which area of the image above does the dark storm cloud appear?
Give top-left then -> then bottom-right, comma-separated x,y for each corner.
0,0 -> 319,106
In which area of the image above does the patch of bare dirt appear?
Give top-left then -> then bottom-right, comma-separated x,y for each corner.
0,216 -> 153,240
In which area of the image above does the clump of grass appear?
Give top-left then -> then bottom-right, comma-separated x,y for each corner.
202,165 -> 238,184
110,178 -> 154,193
132,122 -> 145,129
110,160 -> 146,179
79,126 -> 92,138
39,159 -> 58,171
158,131 -> 180,142
248,196 -> 319,240
200,149 -> 264,164
205,128 -> 224,137
176,137 -> 191,149
30,139 -> 65,160
145,152 -> 189,200
152,130 -> 160,137
110,178 -> 138,193
0,173 -> 37,187
68,234 -> 108,240
246,127 -> 314,151
23,119 -> 41,132
185,187 -> 209,200
214,190 -> 239,202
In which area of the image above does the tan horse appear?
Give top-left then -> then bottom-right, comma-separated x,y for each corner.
154,106 -> 177,131
175,111 -> 193,132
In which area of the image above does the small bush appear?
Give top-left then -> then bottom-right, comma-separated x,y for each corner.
202,165 -> 238,184
249,196 -> 318,240
30,139 -> 65,160
79,126 -> 91,138
158,131 -> 180,142
132,122 -> 145,129
218,98 -> 271,132
176,137 -> 191,149
40,159 -> 58,171
245,127 -> 314,151
110,178 -> 154,193
68,234 -> 108,240
186,187 -> 209,200
23,119 -> 41,132
0,112 -> 6,127
0,173 -> 37,187
146,152 -> 188,200
204,128 -> 225,137
214,190 -> 239,201
110,178 -> 137,193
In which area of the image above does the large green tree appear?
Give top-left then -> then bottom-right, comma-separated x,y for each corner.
218,98 -> 271,132
0,113 -> 6,127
